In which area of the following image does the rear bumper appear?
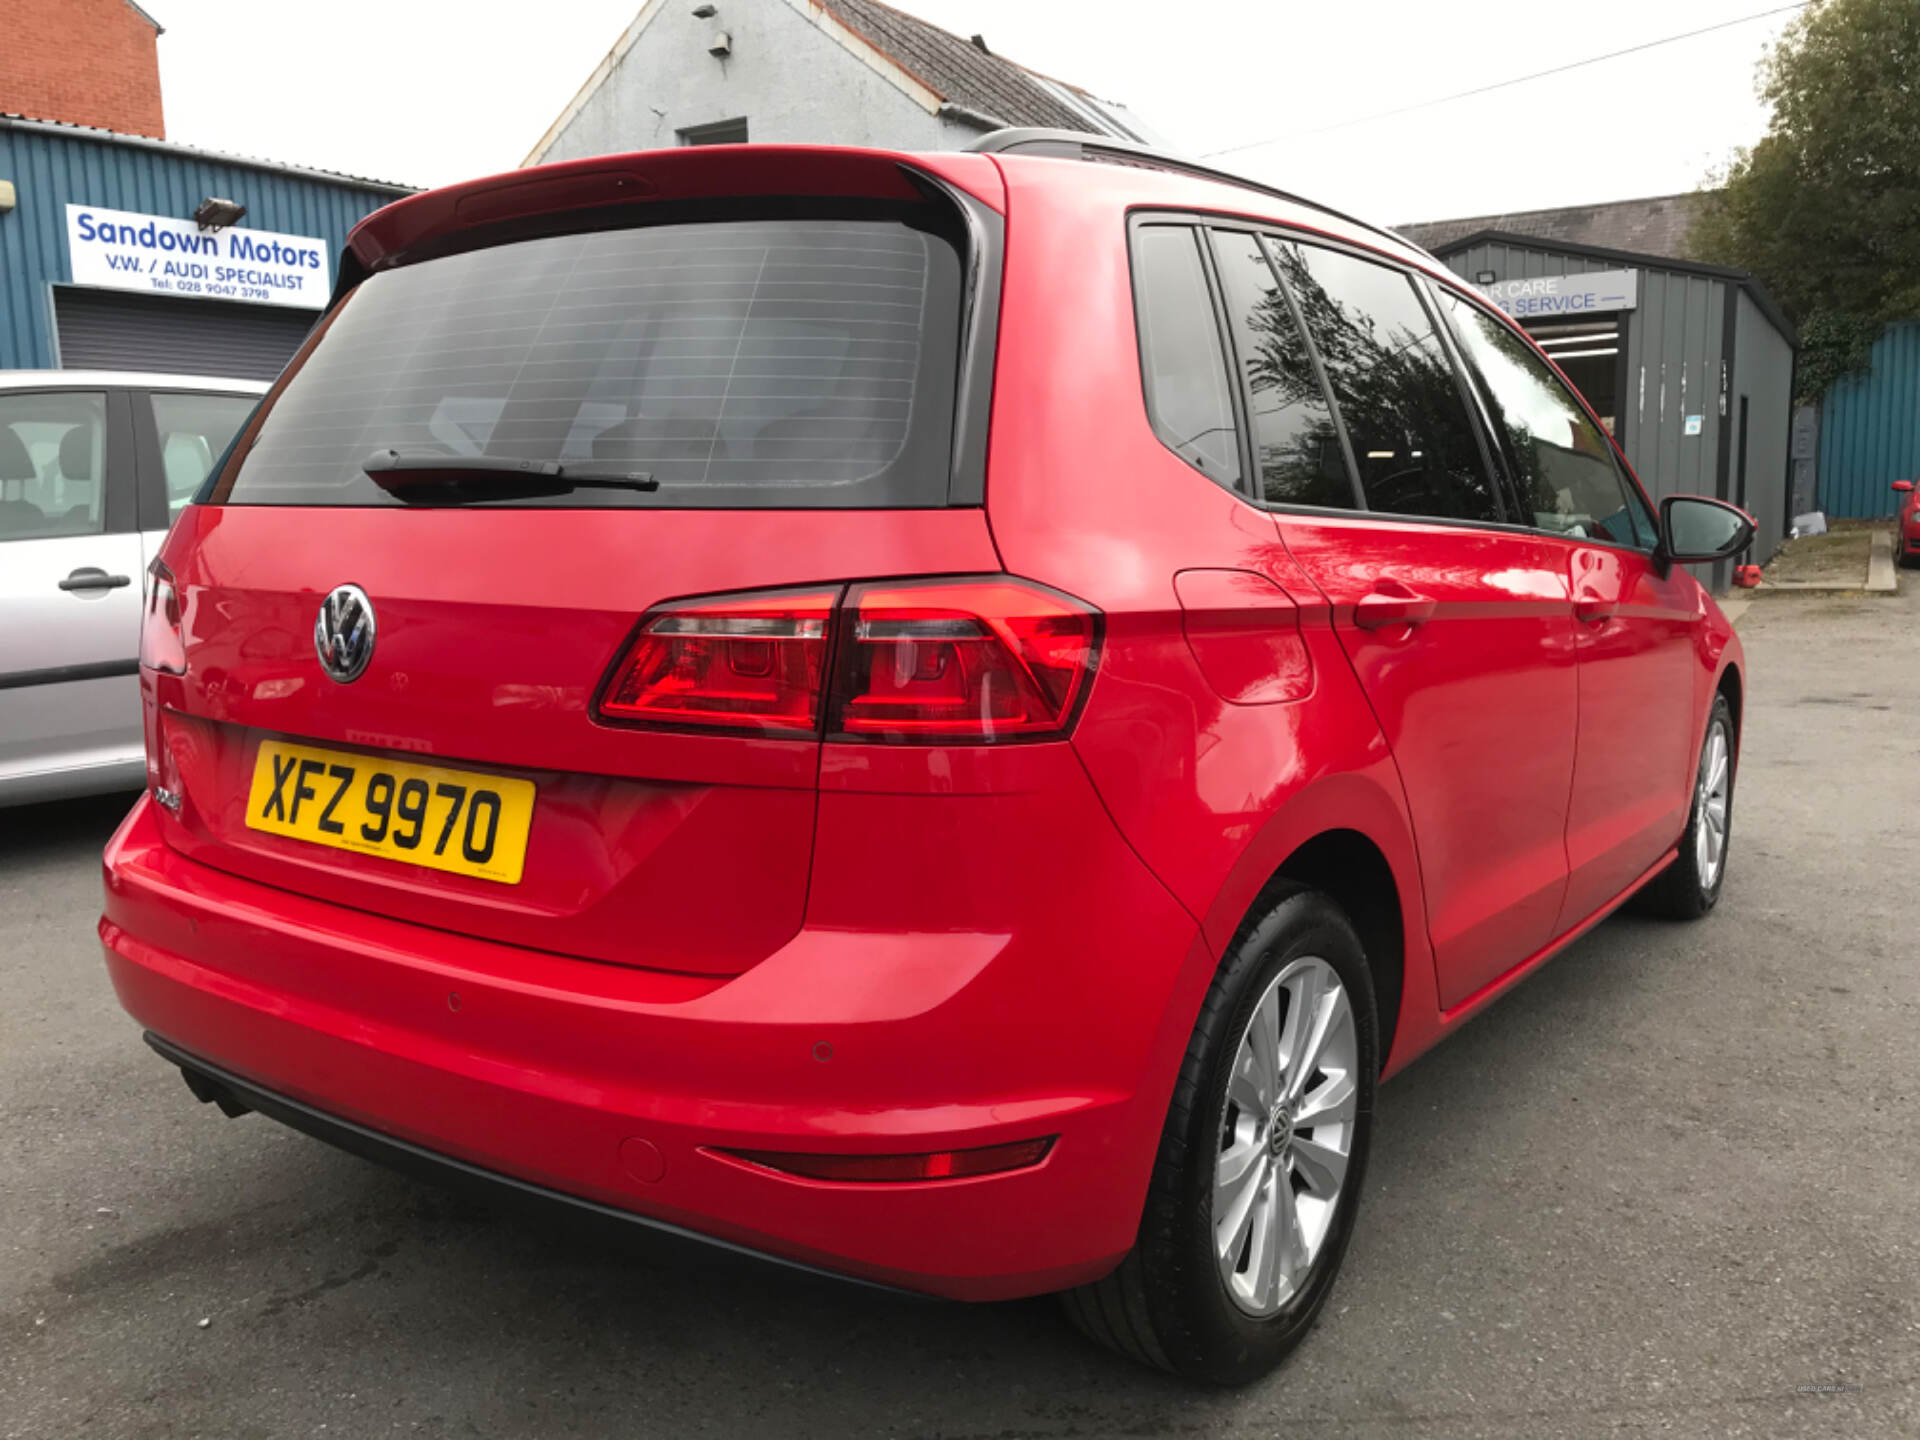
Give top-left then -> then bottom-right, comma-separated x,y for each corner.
143,1031 -> 918,1294
100,789 -> 1203,1300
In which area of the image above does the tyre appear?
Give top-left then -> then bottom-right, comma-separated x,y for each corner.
1062,884 -> 1378,1384
1633,694 -> 1735,919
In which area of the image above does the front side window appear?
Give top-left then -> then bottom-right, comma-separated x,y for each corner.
151,392 -> 256,518
1276,242 -> 1501,525
1441,292 -> 1652,547
1208,231 -> 1355,510
1131,224 -> 1242,488
0,391 -> 108,542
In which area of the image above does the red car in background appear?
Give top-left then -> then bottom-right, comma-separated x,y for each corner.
100,132 -> 1757,1384
1894,478 -> 1920,564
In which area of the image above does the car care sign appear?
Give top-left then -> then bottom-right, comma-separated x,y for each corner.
1477,269 -> 1639,319
66,204 -> 330,309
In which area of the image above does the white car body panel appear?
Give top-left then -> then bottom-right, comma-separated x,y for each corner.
1,371 -> 269,808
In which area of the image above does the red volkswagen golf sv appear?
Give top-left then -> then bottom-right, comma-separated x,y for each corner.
100,133 -> 1754,1383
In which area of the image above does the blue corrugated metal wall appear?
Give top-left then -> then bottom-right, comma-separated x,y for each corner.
0,119 -> 407,370
1819,321 -> 1920,518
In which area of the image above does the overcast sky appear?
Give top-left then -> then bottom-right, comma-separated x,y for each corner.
156,0 -> 1798,224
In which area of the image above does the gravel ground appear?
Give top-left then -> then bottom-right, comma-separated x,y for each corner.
1763,523 -> 1881,586
2,586 -> 1916,1439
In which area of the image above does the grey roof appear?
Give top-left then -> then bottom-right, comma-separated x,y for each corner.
819,0 -> 1127,135
1397,192 -> 1708,262
0,112 -> 417,194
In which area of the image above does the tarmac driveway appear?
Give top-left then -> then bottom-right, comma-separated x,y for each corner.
3,584 -> 1916,1439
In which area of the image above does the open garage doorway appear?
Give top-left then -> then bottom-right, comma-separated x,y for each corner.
1523,317 -> 1626,438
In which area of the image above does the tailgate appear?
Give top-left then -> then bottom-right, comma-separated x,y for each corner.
154,504 -> 999,975
144,165 -> 1006,977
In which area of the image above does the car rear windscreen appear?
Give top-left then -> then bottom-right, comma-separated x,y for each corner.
217,216 -> 964,508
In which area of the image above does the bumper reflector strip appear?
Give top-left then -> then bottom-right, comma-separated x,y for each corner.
725,1136 -> 1055,1183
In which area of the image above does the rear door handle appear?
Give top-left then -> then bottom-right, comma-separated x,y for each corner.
58,568 -> 132,593
1353,585 -> 1437,631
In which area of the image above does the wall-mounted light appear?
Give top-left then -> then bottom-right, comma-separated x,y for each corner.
708,30 -> 732,55
1474,269 -> 1497,284
193,196 -> 247,230
0,179 -> 16,215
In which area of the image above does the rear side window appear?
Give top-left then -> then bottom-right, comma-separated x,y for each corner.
1440,293 -> 1654,548
1208,231 -> 1355,510
1276,242 -> 1501,525
1131,225 -> 1242,488
218,217 -> 963,509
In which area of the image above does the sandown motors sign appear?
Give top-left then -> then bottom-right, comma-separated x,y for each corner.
66,204 -> 331,309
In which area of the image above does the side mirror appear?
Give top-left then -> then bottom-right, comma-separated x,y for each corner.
1659,495 -> 1756,564
1894,480 -> 1915,493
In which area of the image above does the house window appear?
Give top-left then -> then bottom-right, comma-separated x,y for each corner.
679,118 -> 749,146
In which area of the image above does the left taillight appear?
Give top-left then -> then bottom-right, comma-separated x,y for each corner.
139,559 -> 186,675
594,586 -> 839,735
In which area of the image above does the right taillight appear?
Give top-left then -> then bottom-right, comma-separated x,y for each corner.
829,578 -> 1099,743
592,578 -> 1100,744
139,559 -> 186,675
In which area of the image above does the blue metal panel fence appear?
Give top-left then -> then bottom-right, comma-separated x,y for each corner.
0,119 -> 408,371
1819,321 -> 1920,518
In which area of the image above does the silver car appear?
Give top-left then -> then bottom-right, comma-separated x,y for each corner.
1,371 -> 268,807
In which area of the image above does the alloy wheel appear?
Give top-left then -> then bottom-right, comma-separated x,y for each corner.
1696,719 -> 1731,891
1214,956 -> 1359,1317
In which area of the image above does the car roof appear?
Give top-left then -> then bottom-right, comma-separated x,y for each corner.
0,370 -> 270,394
339,138 -> 1502,382
347,138 -> 1463,302
978,151 -> 1467,300
968,128 -> 1437,265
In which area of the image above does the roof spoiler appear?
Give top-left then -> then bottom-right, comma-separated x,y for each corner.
344,145 -> 1005,273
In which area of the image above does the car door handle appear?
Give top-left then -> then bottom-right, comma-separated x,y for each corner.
1353,585 -> 1437,631
1574,596 -> 1618,624
58,568 -> 132,592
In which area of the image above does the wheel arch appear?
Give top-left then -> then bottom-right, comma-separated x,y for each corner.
1271,830 -> 1404,1075
1716,660 -> 1743,746
1197,768 -> 1435,1077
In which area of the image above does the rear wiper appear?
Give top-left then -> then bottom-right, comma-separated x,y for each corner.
361,448 -> 659,503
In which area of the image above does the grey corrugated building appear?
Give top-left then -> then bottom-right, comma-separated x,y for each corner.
1401,196 -> 1797,578
526,0 -> 1158,165
0,113 -> 411,377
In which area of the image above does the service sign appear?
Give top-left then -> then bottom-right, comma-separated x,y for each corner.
66,204 -> 330,309
1478,269 -> 1638,320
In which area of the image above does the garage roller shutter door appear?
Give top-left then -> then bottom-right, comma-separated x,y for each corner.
55,287 -> 317,381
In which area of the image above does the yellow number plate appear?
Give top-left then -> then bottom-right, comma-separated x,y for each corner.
244,740 -> 535,885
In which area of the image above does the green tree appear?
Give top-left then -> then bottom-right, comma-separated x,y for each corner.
1690,0 -> 1920,400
